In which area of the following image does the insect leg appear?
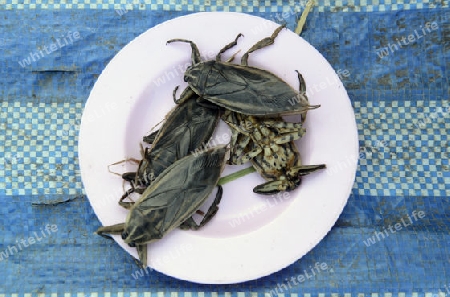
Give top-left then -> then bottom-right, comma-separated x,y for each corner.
230,135 -> 252,164
225,50 -> 241,63
179,186 -> 223,231
216,33 -> 243,61
118,202 -> 135,210
231,145 -> 262,165
136,244 -> 148,267
196,185 -> 223,229
268,164 -> 325,194
97,229 -> 148,267
143,129 -> 159,144
260,119 -> 303,132
241,24 -> 286,66
166,39 -> 202,64
272,129 -> 306,145
296,70 -> 307,95
295,70 -> 309,123
178,219 -> 194,230
122,172 -> 137,183
228,133 -> 251,165
118,183 -> 140,209
118,196 -> 136,209
221,112 -> 252,136
109,158 -> 141,167
288,164 -> 326,178
253,180 -> 287,194
95,223 -> 126,239
108,158 -> 140,176
173,86 -> 196,104
222,112 -> 262,164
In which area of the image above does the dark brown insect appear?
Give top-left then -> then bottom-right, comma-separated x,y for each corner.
168,25 -> 319,117
119,92 -> 220,203
97,145 -> 228,266
223,111 -> 325,194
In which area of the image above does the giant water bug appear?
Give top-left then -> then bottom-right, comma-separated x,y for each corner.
96,145 -> 228,266
167,25 -> 319,117
119,92 -> 220,204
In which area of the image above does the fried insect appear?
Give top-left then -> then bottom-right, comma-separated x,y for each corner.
223,111 -> 325,194
167,25 -> 319,117
96,145 -> 228,266
120,93 -> 220,203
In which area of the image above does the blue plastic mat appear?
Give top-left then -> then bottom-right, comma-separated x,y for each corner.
0,1 -> 449,295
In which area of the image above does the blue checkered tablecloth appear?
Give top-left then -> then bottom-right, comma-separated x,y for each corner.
0,0 -> 449,296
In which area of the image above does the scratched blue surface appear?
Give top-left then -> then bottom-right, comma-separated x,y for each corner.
0,3 -> 449,296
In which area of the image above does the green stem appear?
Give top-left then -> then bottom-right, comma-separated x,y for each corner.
295,0 -> 315,35
217,166 -> 256,186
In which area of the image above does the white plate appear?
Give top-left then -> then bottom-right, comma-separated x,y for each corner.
78,12 -> 358,284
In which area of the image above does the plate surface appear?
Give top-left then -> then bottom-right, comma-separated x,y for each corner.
78,12 -> 358,284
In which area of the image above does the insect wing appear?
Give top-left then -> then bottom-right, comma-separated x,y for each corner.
132,145 -> 227,236
150,96 -> 219,153
141,96 -> 220,181
188,61 -> 304,115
